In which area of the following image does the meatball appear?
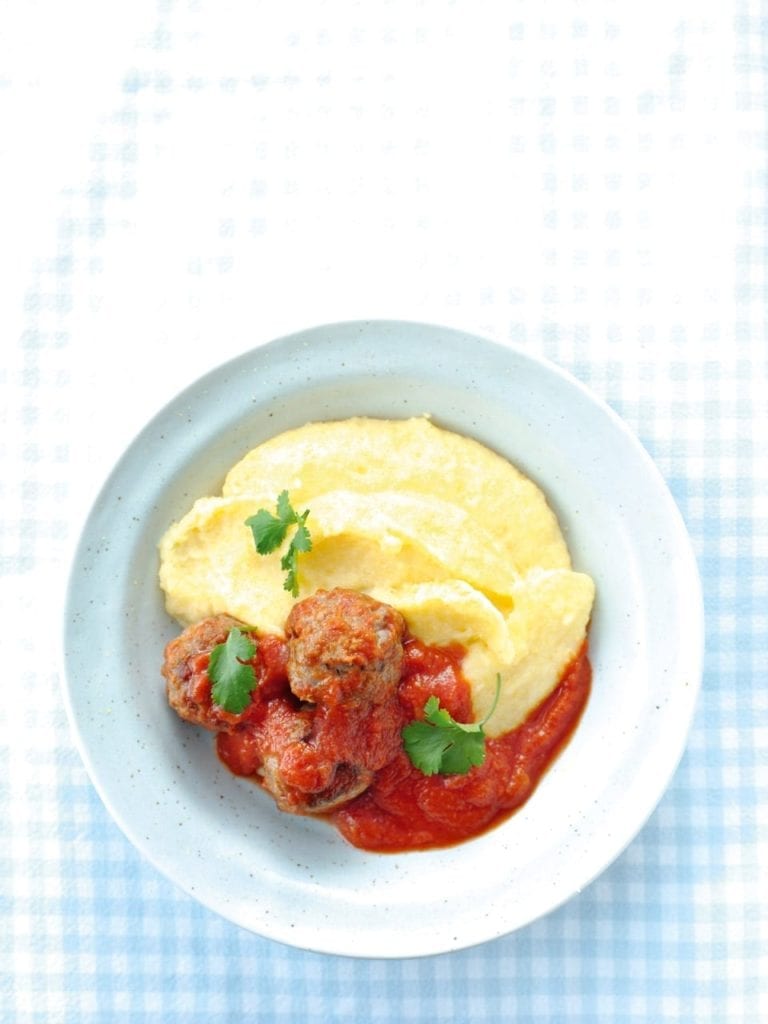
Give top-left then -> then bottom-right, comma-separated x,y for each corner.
220,698 -> 379,814
162,613 -> 256,731
285,588 -> 406,707
255,702 -> 406,814
165,591 -> 408,818
262,754 -> 374,814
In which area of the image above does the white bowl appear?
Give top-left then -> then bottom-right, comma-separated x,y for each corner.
61,320 -> 703,958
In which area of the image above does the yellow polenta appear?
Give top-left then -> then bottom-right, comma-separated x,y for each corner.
159,417 -> 594,737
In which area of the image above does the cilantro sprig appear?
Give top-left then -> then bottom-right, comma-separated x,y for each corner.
244,490 -> 312,597
209,627 -> 257,714
402,674 -> 502,776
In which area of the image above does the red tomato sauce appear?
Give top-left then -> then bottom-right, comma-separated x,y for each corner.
215,633 -> 295,776
215,632 -> 591,853
333,638 -> 591,852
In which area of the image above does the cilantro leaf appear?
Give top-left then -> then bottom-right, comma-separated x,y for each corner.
438,729 -> 486,774
244,491 -> 312,597
402,675 -> 502,776
276,489 -> 296,525
291,514 -> 312,552
281,545 -> 301,597
398,719 -> 457,775
209,627 -> 257,714
244,507 -> 288,554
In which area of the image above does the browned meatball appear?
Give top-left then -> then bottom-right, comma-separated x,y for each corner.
162,613 -> 256,731
285,588 -> 406,707
166,591 -> 408,818
262,753 -> 373,814
297,764 -> 374,813
218,697 -> 379,814
257,701 -> 403,814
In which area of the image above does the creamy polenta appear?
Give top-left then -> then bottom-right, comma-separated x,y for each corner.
159,417 -> 594,737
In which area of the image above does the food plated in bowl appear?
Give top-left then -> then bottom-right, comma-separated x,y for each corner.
158,416 -> 595,850
61,320 -> 703,957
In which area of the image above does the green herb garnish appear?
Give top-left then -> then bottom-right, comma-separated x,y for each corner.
209,627 -> 257,713
402,674 -> 502,776
244,490 -> 312,598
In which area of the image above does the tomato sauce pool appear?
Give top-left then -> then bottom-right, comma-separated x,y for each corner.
333,638 -> 591,852
217,634 -> 591,853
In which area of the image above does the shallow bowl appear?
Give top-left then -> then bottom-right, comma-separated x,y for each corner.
62,320 -> 703,958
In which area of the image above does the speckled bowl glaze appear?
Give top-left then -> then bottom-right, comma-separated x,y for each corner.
61,320 -> 704,958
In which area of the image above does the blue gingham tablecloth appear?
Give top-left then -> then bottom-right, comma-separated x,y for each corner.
1,3 -> 766,1021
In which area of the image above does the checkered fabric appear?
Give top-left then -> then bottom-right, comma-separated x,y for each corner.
1,2 -> 765,1021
